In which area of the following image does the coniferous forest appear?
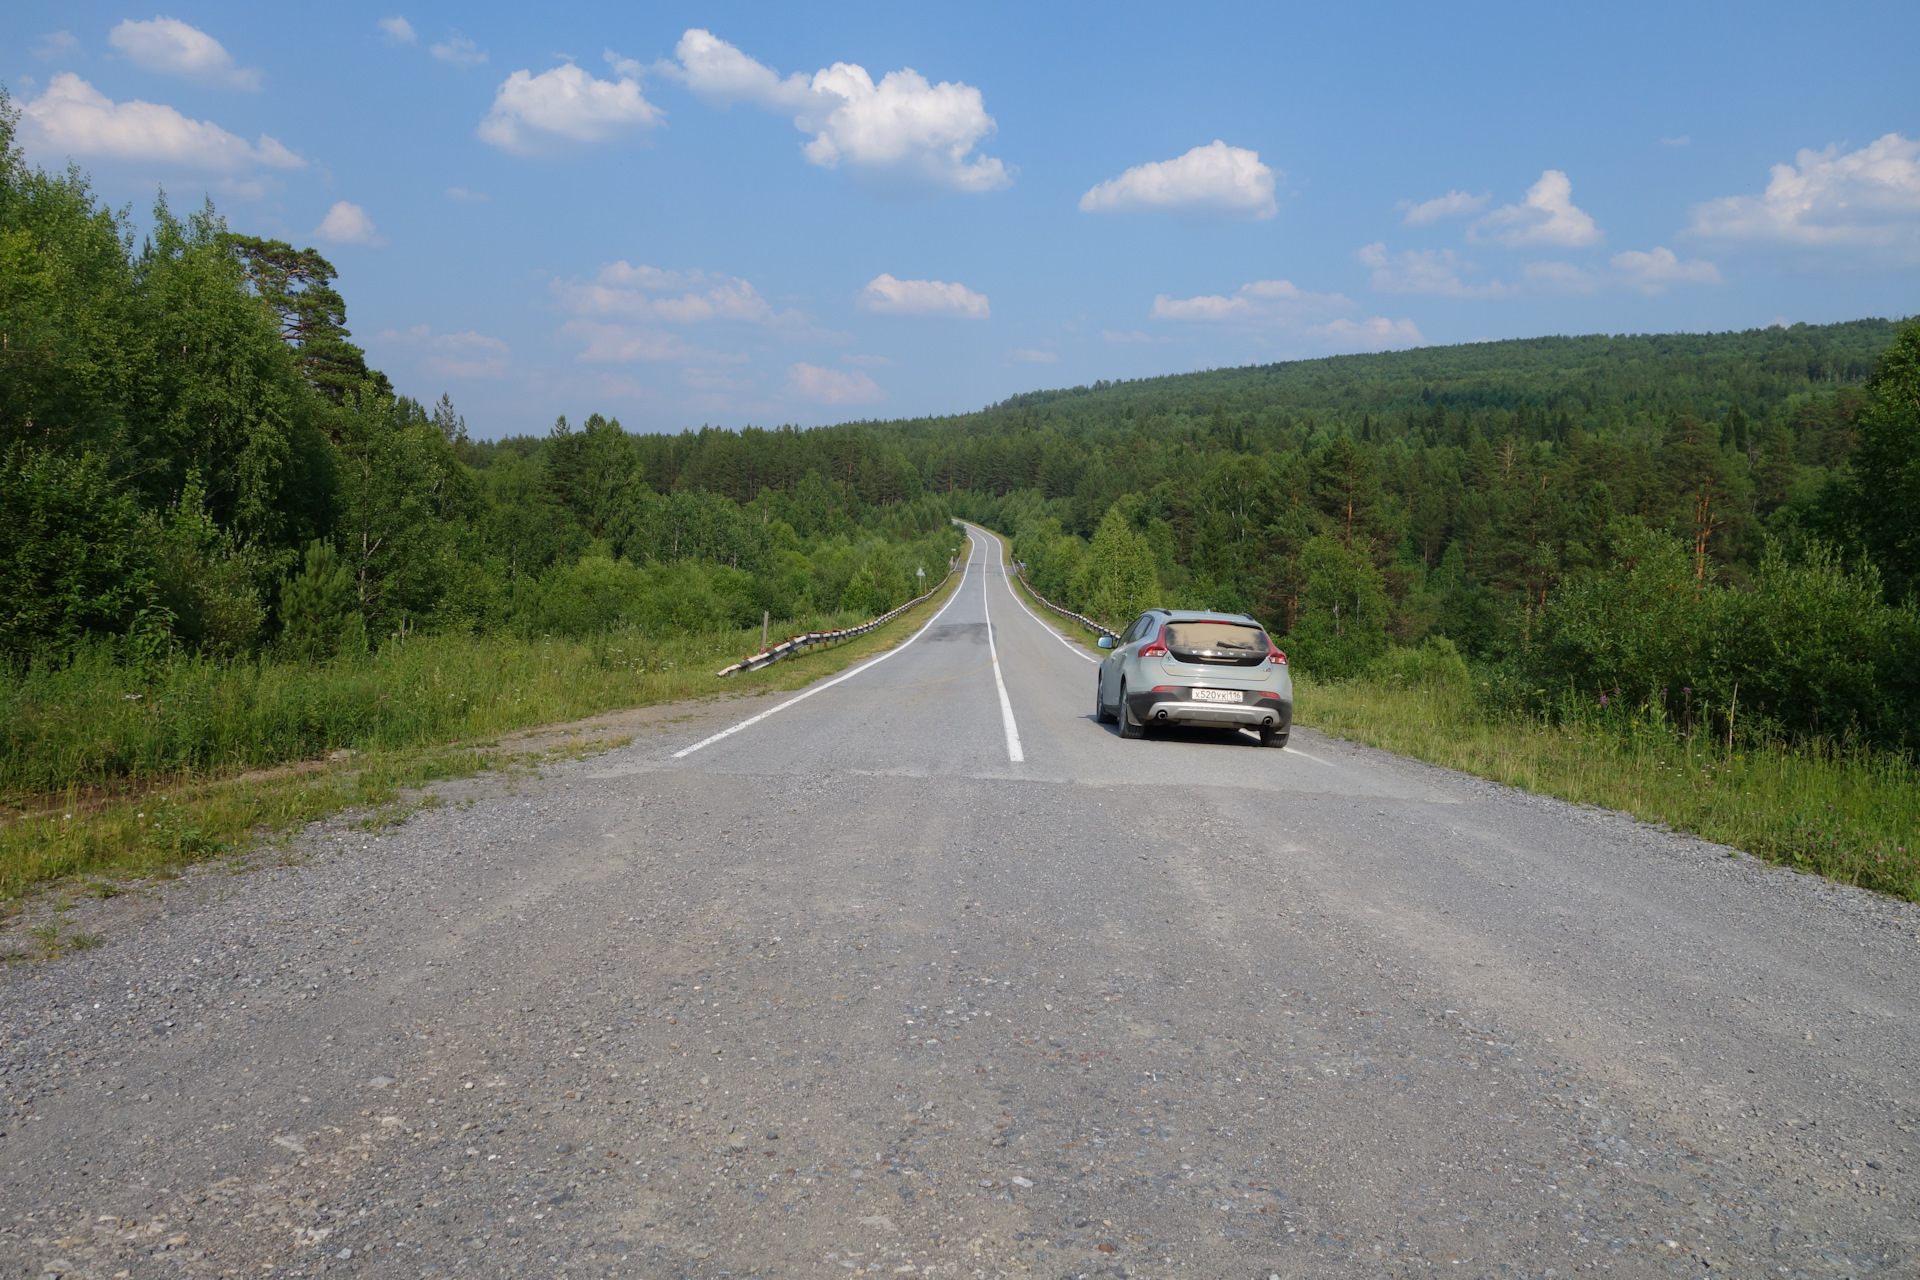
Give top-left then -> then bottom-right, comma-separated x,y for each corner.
3,99 -> 1917,810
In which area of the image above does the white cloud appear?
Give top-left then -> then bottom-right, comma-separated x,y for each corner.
1308,317 -> 1426,350
562,322 -> 743,366
604,49 -> 644,79
1686,133 -> 1920,253
1609,246 -> 1721,293
431,31 -> 488,68
1007,348 -> 1060,363
444,186 -> 489,201
377,325 -> 509,378
479,64 -> 661,155
109,18 -> 260,90
1519,260 -> 1600,293
787,362 -> 883,404
20,73 -> 303,172
553,261 -> 803,326
314,202 -> 385,247
664,29 -> 1009,193
1473,170 -> 1601,247
33,31 -> 80,62
1397,189 -> 1489,225
378,17 -> 416,46
1151,277 -> 1419,350
1151,278 -> 1353,323
1078,141 -> 1276,218
858,274 -> 990,318
1358,243 -> 1510,298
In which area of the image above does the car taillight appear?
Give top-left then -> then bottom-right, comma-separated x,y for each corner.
1268,643 -> 1287,665
1138,625 -> 1168,658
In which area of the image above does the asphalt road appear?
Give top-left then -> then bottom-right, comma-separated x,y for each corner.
3,525 -> 1917,1280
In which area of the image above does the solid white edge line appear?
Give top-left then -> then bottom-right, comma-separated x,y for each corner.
970,523 -> 1099,664
1283,746 -> 1336,766
978,531 -> 1026,763
671,531 -> 981,759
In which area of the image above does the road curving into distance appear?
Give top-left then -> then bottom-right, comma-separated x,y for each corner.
1,523 -> 1915,1278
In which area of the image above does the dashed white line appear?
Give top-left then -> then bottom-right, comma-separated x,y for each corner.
969,523 -> 1099,664
978,533 -> 1026,764
671,533 -> 981,759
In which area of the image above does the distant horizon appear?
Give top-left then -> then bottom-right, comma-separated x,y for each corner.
6,1 -> 1914,436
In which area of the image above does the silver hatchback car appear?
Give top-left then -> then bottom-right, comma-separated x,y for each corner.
1095,610 -> 1292,747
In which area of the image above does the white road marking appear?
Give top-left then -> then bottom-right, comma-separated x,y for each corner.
672,533 -> 981,759
978,532 -> 1026,763
1283,746 -> 1336,767
968,523 -> 1099,664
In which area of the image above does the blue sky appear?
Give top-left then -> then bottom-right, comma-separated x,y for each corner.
7,2 -> 1917,438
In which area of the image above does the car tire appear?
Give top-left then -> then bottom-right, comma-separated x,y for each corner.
1118,681 -> 1146,739
1260,724 -> 1289,749
1095,677 -> 1116,724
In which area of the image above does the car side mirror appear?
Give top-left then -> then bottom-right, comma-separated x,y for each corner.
1096,636 -> 1115,649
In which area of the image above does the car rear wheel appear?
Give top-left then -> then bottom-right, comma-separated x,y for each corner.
1095,677 -> 1116,724
1118,681 -> 1146,739
1259,723 -> 1289,748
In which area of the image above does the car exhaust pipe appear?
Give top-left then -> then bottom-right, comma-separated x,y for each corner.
1156,709 -> 1168,720
1261,715 -> 1273,726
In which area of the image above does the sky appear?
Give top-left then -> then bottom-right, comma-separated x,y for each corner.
6,2 -> 1918,439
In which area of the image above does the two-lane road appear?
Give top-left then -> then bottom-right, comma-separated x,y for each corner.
2,525 -> 1915,1280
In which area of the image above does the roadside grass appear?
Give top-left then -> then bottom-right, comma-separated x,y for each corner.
0,557 -> 969,901
1297,673 -> 1920,902
1004,541 -> 1920,903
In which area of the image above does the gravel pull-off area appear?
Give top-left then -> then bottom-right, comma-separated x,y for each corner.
3,531 -> 1916,1280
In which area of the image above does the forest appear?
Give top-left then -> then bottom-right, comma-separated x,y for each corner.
3,93 -> 1917,778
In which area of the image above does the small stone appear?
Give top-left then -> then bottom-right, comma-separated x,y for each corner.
335,1247 -> 352,1259
42,1262 -> 74,1276
366,1076 -> 395,1089
1010,1176 -> 1033,1188
554,1143 -> 574,1154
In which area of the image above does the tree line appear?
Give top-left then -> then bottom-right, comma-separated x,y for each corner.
3,97 -> 1914,750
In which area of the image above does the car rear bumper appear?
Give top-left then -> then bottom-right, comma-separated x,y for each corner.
1128,691 -> 1291,730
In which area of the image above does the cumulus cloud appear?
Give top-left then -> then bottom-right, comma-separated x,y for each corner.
1397,189 -> 1489,225
553,261 -> 804,326
431,31 -> 488,68
1309,317 -> 1426,349
1007,348 -> 1060,363
1519,260 -> 1600,293
1078,141 -> 1276,218
20,73 -> 302,172
1358,243 -> 1510,298
1609,247 -> 1722,293
787,362 -> 884,404
1151,278 -> 1353,323
314,202 -> 384,246
1473,170 -> 1601,247
109,18 -> 260,90
444,186 -> 488,201
33,31 -> 80,62
1151,278 -> 1420,350
377,325 -> 509,378
378,17 -> 416,45
1686,133 -> 1920,253
858,274 -> 990,318
662,29 -> 1009,193
479,64 -> 661,155
563,322 -> 743,366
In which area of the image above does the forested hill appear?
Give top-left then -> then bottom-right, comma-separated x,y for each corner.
870,320 -> 1898,445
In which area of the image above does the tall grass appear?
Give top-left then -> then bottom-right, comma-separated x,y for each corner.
0,574 -> 966,899
1,609 -> 895,804
1298,671 -> 1920,902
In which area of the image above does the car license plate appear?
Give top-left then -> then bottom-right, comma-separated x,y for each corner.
1190,688 -> 1243,703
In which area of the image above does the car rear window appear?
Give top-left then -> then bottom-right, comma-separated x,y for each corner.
1163,621 -> 1268,656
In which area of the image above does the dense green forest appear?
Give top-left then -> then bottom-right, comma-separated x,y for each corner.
3,94 -> 1916,759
